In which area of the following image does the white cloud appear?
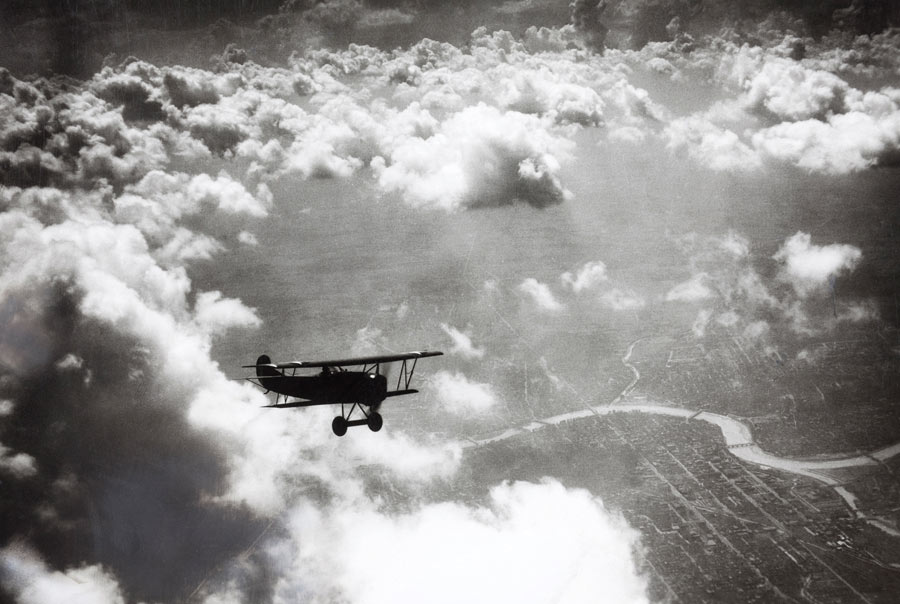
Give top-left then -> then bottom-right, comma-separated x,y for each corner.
496,69 -> 604,126
0,444 -> 38,478
189,390 -> 462,515
518,277 -> 564,312
345,429 -> 463,481
441,323 -> 485,359
115,170 -> 270,247
430,370 -> 498,415
656,41 -> 900,175
559,261 -> 645,311
351,325 -> 384,356
691,308 -> 713,338
186,172 -> 272,217
742,59 -> 850,121
193,291 -> 261,335
665,272 -> 712,302
716,310 -> 740,327
265,479 -> 647,604
676,230 -> 874,340
600,288 -> 645,311
718,230 -> 751,258
54,353 -> 84,371
836,301 -> 878,324
773,232 -> 862,297
285,134 -> 364,179
561,260 -> 609,293
752,107 -> 900,174
373,104 -> 574,211
743,320 -> 770,341
154,228 -> 224,265
0,545 -> 125,604
665,115 -> 761,172
237,231 -> 258,246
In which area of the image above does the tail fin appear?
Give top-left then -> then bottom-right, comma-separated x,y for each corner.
256,354 -> 282,377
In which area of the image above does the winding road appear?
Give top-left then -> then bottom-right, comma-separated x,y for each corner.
465,338 -> 900,536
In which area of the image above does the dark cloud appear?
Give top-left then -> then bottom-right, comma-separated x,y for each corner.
0,239 -> 266,601
570,0 -> 610,50
92,72 -> 166,122
163,72 -> 221,108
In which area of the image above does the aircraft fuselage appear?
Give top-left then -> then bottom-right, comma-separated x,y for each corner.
259,371 -> 388,407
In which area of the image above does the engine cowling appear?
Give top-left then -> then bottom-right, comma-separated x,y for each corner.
369,372 -> 388,404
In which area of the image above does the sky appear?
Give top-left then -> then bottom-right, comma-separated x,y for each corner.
1,1 -> 900,603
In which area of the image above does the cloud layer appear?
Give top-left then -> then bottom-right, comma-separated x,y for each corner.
0,33 -> 659,602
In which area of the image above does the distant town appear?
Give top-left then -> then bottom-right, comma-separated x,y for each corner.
456,326 -> 900,602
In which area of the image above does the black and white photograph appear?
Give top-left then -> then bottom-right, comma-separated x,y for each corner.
1,1 -> 900,602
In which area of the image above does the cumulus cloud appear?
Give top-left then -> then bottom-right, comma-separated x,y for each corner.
0,166 -> 470,603
0,444 -> 38,479
113,169 -> 270,260
193,291 -> 261,335
654,38 -> 900,175
600,288 -> 646,311
374,104 -> 574,210
570,0 -> 610,51
123,169 -> 269,219
163,70 -> 222,108
254,479 -> 647,604
751,104 -> 900,174
691,308 -> 713,338
430,370 -> 498,415
741,58 -> 851,122
0,208 -> 274,600
518,277 -> 565,312
189,392 -> 463,515
237,230 -> 258,246
351,325 -> 385,356
773,231 -> 862,297
497,70 -> 605,126
665,115 -> 761,172
0,545 -> 126,604
665,272 -> 713,302
441,323 -> 485,359
562,260 -> 609,293
673,230 -> 874,341
560,261 -> 644,310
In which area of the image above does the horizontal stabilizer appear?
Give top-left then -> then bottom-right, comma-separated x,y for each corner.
246,354 -> 283,378
385,389 -> 418,398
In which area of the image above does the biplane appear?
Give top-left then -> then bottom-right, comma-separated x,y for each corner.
243,350 -> 443,436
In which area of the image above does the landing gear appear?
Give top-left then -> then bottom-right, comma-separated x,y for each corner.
332,416 -> 348,437
332,403 -> 383,436
367,411 -> 383,432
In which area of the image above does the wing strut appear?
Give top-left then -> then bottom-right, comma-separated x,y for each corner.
396,357 -> 419,392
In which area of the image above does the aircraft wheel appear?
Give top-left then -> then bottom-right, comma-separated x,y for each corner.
332,416 -> 348,437
367,412 -> 383,432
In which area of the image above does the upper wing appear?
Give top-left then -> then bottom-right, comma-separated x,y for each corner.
244,350 -> 442,370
